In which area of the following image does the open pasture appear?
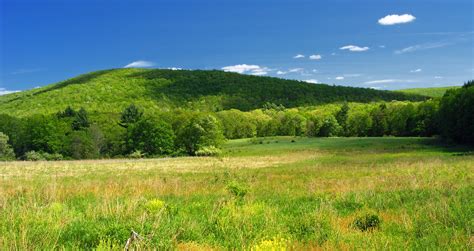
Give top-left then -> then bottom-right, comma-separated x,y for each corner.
0,137 -> 472,249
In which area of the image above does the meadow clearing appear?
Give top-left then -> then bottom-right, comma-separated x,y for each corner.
0,137 -> 472,250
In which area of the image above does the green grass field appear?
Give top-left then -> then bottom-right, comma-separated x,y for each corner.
1,137 -> 472,249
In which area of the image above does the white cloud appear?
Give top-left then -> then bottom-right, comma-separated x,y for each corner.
331,53 -> 337,56
395,42 -> 449,54
335,76 -> 345,80
312,69 -> 318,73
167,67 -> 182,70
379,45 -> 386,48
304,79 -> 319,84
293,54 -> 305,59
276,70 -> 286,75
288,68 -> 304,73
369,86 -> 382,90
378,14 -> 416,25
251,70 -> 268,76
434,76 -> 443,79
410,69 -> 422,73
221,64 -> 268,76
340,45 -> 370,52
344,73 -> 362,77
309,54 -> 322,60
364,79 -> 415,85
0,87 -> 20,96
124,60 -> 155,68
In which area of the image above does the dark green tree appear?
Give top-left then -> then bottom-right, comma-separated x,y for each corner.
335,102 -> 350,135
318,115 -> 341,137
67,130 -> 98,159
119,104 -> 143,128
369,104 -> 388,136
57,106 -> 76,118
438,81 -> 474,144
72,108 -> 90,130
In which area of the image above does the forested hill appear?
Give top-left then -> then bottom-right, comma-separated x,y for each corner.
0,68 -> 426,116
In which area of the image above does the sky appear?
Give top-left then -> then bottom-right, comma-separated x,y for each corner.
1,0 -> 473,94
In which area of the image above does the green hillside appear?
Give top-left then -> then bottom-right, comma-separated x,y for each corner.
0,68 -> 426,117
398,86 -> 461,98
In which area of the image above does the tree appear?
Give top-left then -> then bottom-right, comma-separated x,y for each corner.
24,115 -> 68,154
278,110 -> 306,136
0,114 -> 25,156
57,106 -> 76,118
67,131 -> 96,159
217,109 -> 256,139
438,81 -> 474,144
125,118 -> 175,156
318,115 -> 341,137
347,110 -> 372,137
305,115 -> 323,137
0,132 -> 15,160
177,115 -> 224,155
66,125 -> 104,159
369,104 -> 388,136
414,100 -> 439,137
72,108 -> 90,130
119,104 -> 143,128
335,102 -> 350,135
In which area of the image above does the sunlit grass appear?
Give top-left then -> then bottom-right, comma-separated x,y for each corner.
0,137 -> 472,249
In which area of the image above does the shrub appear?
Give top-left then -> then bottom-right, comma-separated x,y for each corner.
24,151 -> 46,161
144,199 -> 166,214
42,152 -> 64,161
128,150 -> 144,159
195,146 -> 222,156
226,181 -> 248,199
289,216 -> 331,244
352,213 -> 381,231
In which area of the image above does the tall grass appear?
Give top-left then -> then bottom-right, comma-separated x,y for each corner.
0,137 -> 472,249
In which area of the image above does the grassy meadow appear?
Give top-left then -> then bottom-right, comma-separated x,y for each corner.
0,137 -> 473,249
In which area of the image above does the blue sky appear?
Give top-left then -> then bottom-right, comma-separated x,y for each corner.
1,0 -> 473,94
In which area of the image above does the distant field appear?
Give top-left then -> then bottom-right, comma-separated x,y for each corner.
398,86 -> 461,98
1,137 -> 472,249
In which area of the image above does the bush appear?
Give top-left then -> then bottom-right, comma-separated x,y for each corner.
42,152 -> 64,161
24,151 -> 46,161
195,146 -> 221,156
352,213 -> 381,231
128,150 -> 144,159
226,181 -> 248,199
144,199 -> 166,214
23,151 -> 64,161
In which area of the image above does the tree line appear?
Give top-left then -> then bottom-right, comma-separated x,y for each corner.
0,81 -> 472,160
